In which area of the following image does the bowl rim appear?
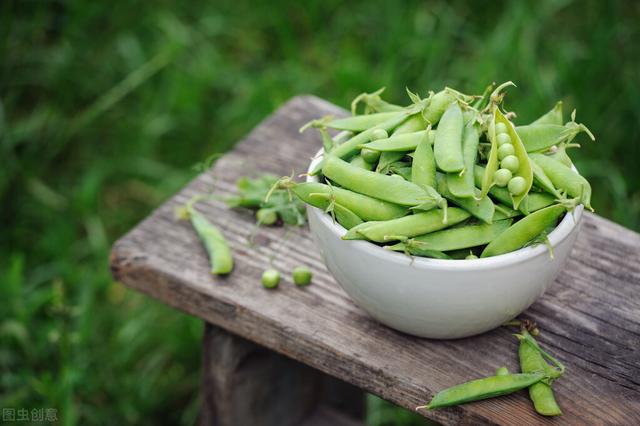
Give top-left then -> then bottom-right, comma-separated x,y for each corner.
306,150 -> 583,271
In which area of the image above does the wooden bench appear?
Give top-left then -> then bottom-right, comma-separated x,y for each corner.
110,96 -> 640,425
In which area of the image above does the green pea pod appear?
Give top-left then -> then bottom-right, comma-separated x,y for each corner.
279,180 -> 407,221
492,204 -> 521,221
481,204 -> 566,257
360,130 -> 432,152
402,220 -> 512,252
187,205 -> 233,275
423,88 -> 473,125
384,242 -> 452,260
325,111 -> 405,132
322,156 -> 429,206
425,373 -> 546,409
342,208 -> 470,242
530,153 -> 592,210
474,165 -> 555,215
434,103 -> 465,173
516,122 -> 594,153
308,194 -> 363,230
411,131 -> 437,188
376,114 -> 428,173
548,142 -> 575,168
437,173 -> 494,224
530,160 -> 563,199
389,165 -> 413,181
350,154 -> 374,170
446,121 -> 479,198
310,113 -> 410,175
530,101 -> 563,126
496,108 -> 533,209
518,330 -> 563,416
351,87 -> 405,114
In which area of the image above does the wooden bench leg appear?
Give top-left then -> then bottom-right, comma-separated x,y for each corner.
199,323 -> 365,426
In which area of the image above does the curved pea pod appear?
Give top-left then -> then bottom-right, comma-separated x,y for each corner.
518,330 -> 563,416
530,101 -> 563,126
437,173 -> 494,224
343,207 -> 470,242
474,165 -> 555,215
411,131 -> 437,189
360,130 -> 432,152
283,180 -> 407,221
481,204 -> 566,257
400,220 -> 512,252
187,208 -> 233,275
446,122 -> 479,198
310,112 -> 410,175
308,194 -> 363,230
516,121 -> 594,153
434,103 -> 464,173
322,155 -> 429,206
424,373 -> 546,409
325,111 -> 405,132
529,153 -> 592,210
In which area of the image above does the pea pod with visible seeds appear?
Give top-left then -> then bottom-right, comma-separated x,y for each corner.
342,207 -> 470,242
423,373 -> 546,409
481,204 -> 566,258
530,153 -> 592,210
434,103 -> 465,172
322,156 -> 429,206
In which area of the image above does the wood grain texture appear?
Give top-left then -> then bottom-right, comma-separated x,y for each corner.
110,95 -> 640,425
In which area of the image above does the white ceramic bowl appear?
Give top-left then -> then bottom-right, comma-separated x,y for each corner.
307,151 -> 583,339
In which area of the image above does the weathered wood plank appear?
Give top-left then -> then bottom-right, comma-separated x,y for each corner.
110,95 -> 640,425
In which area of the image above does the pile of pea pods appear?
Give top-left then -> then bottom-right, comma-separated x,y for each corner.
289,82 -> 594,259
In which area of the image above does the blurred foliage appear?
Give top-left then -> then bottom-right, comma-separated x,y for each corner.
1,0 -> 638,425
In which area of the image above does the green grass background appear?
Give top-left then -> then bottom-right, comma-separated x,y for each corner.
1,0 -> 638,424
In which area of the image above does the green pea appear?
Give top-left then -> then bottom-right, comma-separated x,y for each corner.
261,269 -> 280,289
434,103 -> 465,173
497,133 -> 511,146
361,147 -> 381,164
371,128 -> 389,140
292,266 -> 312,286
495,367 -> 509,376
494,168 -> 512,187
495,122 -> 508,134
508,176 -> 528,195
323,156 -> 430,206
481,204 -> 566,257
498,143 -> 515,160
256,208 -> 277,225
501,155 -> 520,173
